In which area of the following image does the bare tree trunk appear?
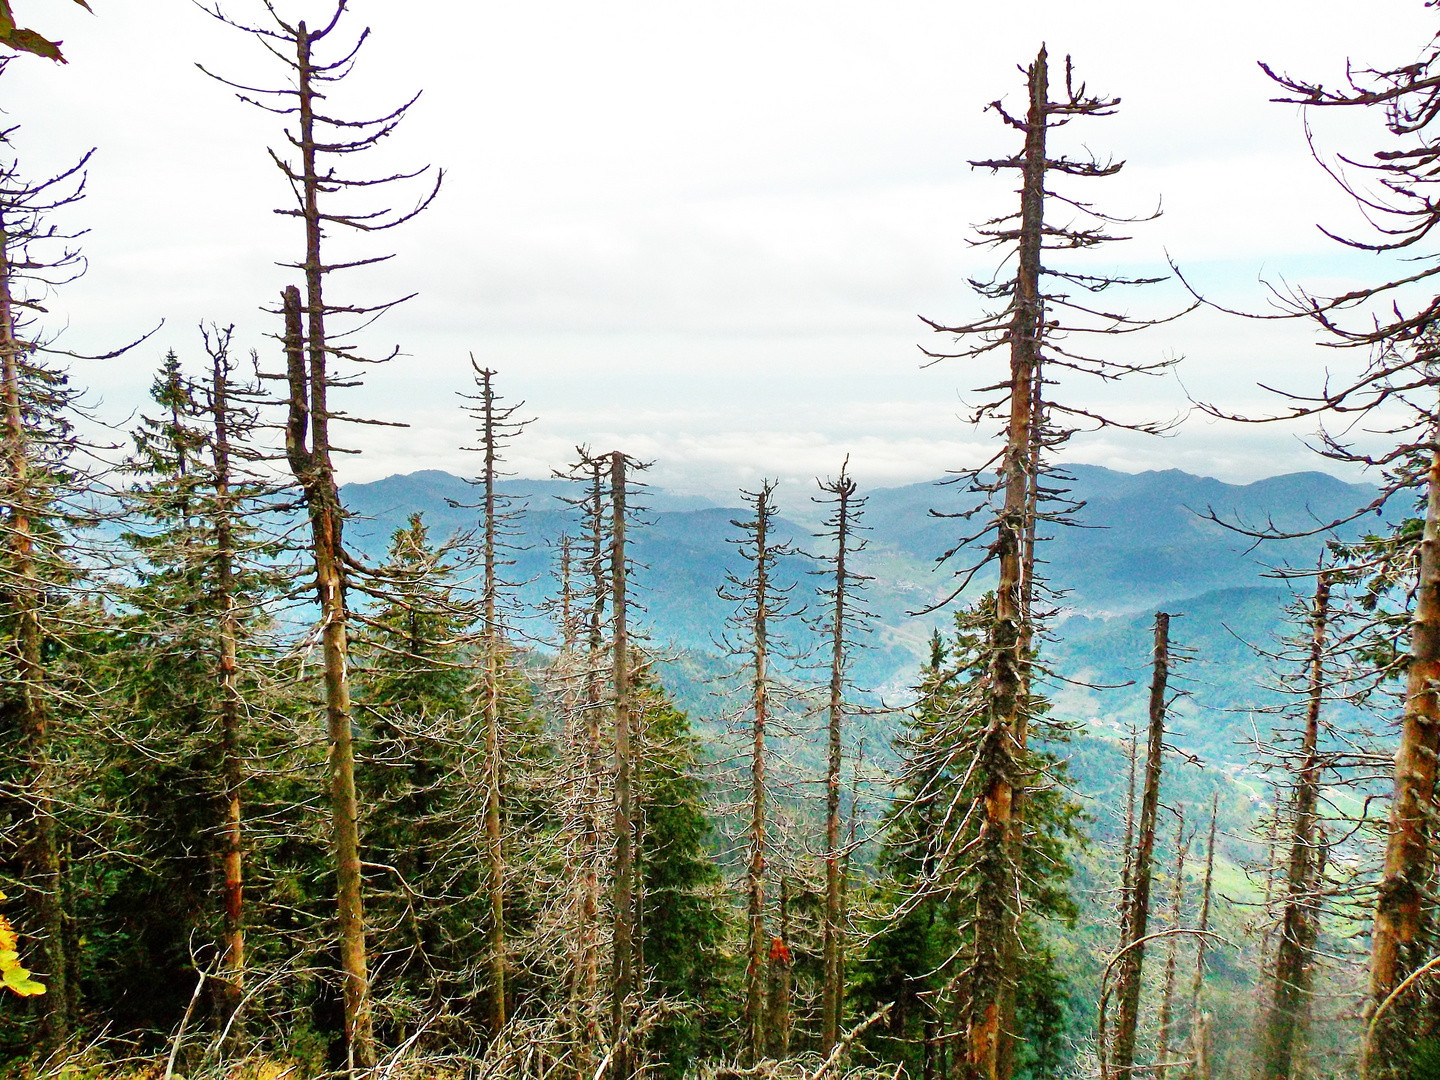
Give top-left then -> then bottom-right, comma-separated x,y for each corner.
631,684 -> 647,1026
476,367 -> 507,1035
765,877 -> 792,1060
1155,812 -> 1188,1080
283,277 -> 373,1069
1185,796 -> 1218,1080
1261,570 -> 1331,1080
744,487 -> 773,1064
838,744 -> 861,1056
1119,731 -> 1139,946
1112,612 -> 1171,1076
609,450 -> 635,1080
821,470 -> 857,1057
964,46 -> 1046,1080
998,349 -> 1044,1080
210,346 -> 246,1038
1367,435 -> 1440,1077
0,211 -> 68,1048
574,459 -> 607,1073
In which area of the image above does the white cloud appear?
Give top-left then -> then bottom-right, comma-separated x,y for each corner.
12,0 -> 1435,493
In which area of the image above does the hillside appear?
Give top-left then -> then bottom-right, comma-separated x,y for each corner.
340,465 -> 1387,767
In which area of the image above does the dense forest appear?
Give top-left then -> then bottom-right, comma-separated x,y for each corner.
1,3 -> 1440,1080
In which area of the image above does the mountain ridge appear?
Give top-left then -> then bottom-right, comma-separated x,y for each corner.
339,463 -> 1388,763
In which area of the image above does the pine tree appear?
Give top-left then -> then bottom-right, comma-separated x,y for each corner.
105,330 -> 289,1042
354,512 -> 475,1021
631,665 -> 730,1080
859,606 -> 1082,1080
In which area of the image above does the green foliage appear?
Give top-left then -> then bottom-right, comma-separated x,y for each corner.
1411,1036 -> 1440,1080
82,346 -> 294,1039
853,604 -> 1084,1077
634,668 -> 735,1078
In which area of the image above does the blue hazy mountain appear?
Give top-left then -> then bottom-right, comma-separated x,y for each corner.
340,464 -> 1390,763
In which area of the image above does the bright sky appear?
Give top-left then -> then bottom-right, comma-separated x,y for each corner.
9,0 -> 1437,496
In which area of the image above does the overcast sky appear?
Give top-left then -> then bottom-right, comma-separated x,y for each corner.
7,0 -> 1437,495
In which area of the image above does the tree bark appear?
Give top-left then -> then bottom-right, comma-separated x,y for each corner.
573,460 -> 607,1073
744,486 -> 773,1064
1260,569 -> 1331,1080
1119,731 -> 1139,947
997,345 -> 1044,1080
0,208 -> 68,1048
1367,435 -> 1440,1078
765,877 -> 792,1060
211,347 -> 246,1039
964,47 -> 1046,1080
821,471 -> 856,1057
283,278 -> 373,1070
609,451 -> 635,1080
478,368 -> 506,1035
1185,796 -> 1218,1080
1155,812 -> 1187,1080
1111,611 -> 1170,1076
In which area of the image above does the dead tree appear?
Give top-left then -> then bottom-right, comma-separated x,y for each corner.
197,326 -> 286,1038
919,46 -> 1183,1080
1118,730 -> 1139,954
1170,39 -> 1440,1075
200,2 -> 440,1066
1258,568 -> 1333,1080
766,877 -> 793,1060
455,361 -> 532,1034
1155,811 -> 1190,1080
211,339 -> 245,1031
1186,795 -> 1219,1080
0,150 -> 82,1052
1110,612 -> 1173,1076
0,104 -> 126,1046
608,449 -> 645,1080
812,460 -> 872,1056
554,449 -> 612,1072
719,479 -> 800,1063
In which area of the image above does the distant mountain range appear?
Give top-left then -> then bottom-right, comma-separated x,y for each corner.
340,464 -> 1392,767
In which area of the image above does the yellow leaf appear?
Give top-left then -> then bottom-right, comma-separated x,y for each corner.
2,963 -> 44,996
0,907 -> 46,998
